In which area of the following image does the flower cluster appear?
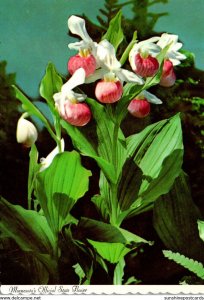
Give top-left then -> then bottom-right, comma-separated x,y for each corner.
16,14 -> 186,147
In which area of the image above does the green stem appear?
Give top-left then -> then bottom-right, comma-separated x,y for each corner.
119,31 -> 137,66
54,115 -> 62,152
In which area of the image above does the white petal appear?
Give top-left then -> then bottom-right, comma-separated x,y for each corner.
97,40 -> 121,70
74,92 -> 87,102
16,118 -> 38,146
68,40 -> 86,50
157,33 -> 178,48
62,68 -> 86,93
68,16 -> 92,43
117,69 -> 144,84
142,90 -> 162,104
40,139 -> 65,172
85,68 -> 107,83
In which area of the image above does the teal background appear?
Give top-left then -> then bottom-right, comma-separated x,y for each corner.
0,0 -> 203,98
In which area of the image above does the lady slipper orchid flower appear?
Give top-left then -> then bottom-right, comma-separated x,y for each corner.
87,40 -> 144,103
16,115 -> 38,147
67,15 -> 98,76
156,34 -> 186,87
128,90 -> 162,118
157,33 -> 186,66
53,68 -> 91,126
40,139 -> 65,172
129,37 -> 161,77
159,59 -> 176,87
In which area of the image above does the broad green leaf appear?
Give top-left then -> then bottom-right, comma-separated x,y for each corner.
86,98 -> 127,220
91,195 -> 110,222
117,158 -> 143,211
62,226 -> 94,282
87,240 -> 131,264
153,172 -> 204,262
102,10 -> 124,51
21,252 -> 50,284
36,151 -> 91,235
126,114 -> 183,216
86,98 -> 127,176
198,220 -> 204,243
76,217 -> 150,245
61,119 -> 116,184
113,257 -> 125,285
0,196 -> 55,255
40,62 -> 63,103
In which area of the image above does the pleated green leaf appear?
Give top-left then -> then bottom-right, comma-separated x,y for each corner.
102,10 -> 124,51
88,240 -> 131,264
86,98 -> 126,173
0,196 -> 55,255
153,172 -> 204,262
61,119 -> 116,184
117,158 -> 143,211
126,114 -> 183,216
77,217 -> 150,245
39,62 -> 63,112
36,151 -> 91,235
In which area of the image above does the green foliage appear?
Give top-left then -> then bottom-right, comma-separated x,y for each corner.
102,10 -> 124,51
28,144 -> 39,210
40,62 -> 63,108
125,114 -> 183,217
153,172 -> 204,261
113,257 -> 125,284
87,240 -> 131,264
35,151 -> 91,235
163,250 -> 204,280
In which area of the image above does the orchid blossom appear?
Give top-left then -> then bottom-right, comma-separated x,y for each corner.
129,37 -> 161,77
16,114 -> 38,147
128,90 -> 162,118
67,15 -> 98,76
157,33 -> 186,66
86,40 -> 144,103
53,68 -> 91,126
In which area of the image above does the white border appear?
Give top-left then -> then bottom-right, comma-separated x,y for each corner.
1,285 -> 204,295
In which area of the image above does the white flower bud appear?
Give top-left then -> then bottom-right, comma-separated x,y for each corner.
16,117 -> 38,147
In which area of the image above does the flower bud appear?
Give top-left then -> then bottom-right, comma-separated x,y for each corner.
128,99 -> 150,118
62,102 -> 91,126
134,53 -> 159,77
16,117 -> 38,147
159,60 -> 176,87
68,53 -> 96,77
95,80 -> 123,104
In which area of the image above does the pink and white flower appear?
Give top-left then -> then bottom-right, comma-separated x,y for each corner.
156,33 -> 186,66
67,16 -> 98,76
53,68 -> 91,126
159,59 -> 176,87
128,90 -> 162,118
129,37 -> 161,77
86,40 -> 144,103
156,33 -> 186,87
